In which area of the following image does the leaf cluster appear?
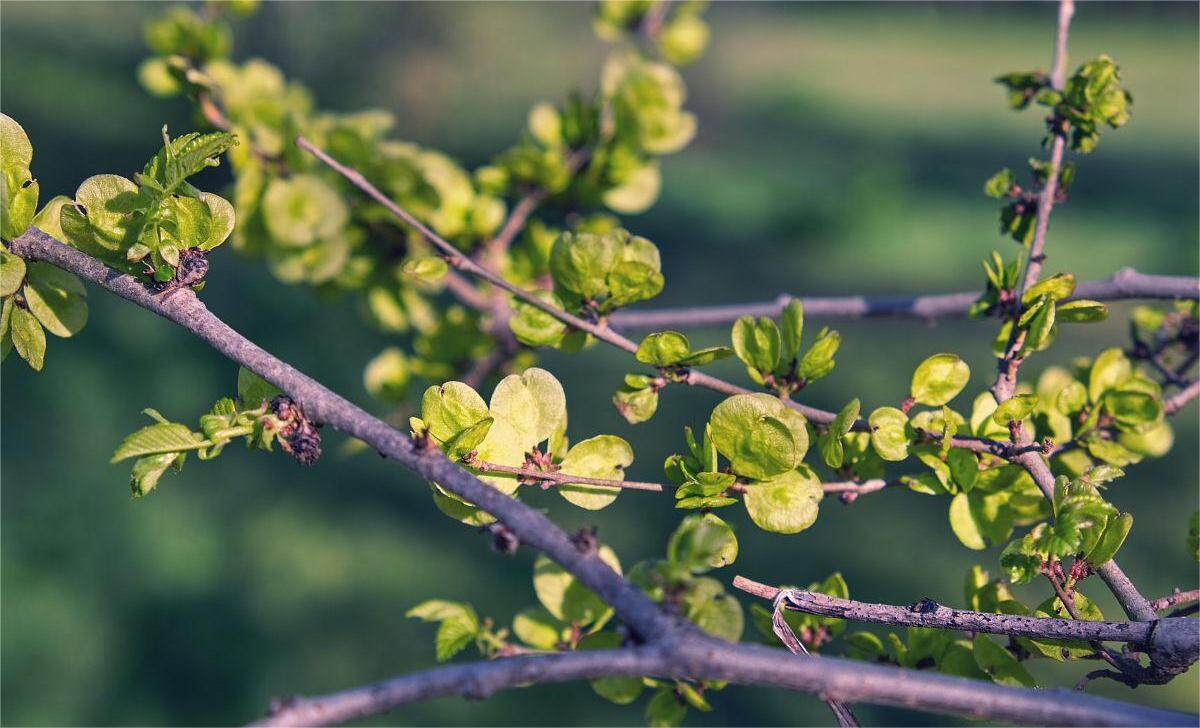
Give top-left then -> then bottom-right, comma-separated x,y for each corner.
1,115 -> 89,371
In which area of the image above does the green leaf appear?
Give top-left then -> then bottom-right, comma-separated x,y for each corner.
129,452 -> 185,498
778,299 -> 804,365
111,422 -> 204,463
9,304 -> 45,371
549,230 -> 621,299
844,631 -> 886,661
401,256 -> 449,283
421,381 -> 489,443
592,675 -> 644,705
533,547 -> 620,626
1023,273 -> 1076,304
603,162 -> 661,214
32,195 -> 71,241
911,353 -> 970,406
949,493 -> 986,550
446,417 -> 494,461
22,262 -> 87,337
511,606 -> 563,650
0,249 -> 25,296
709,393 -> 806,479
797,328 -> 841,382
606,260 -> 664,309
489,367 -> 566,451
973,634 -> 1036,687
636,331 -> 690,366
683,577 -> 744,641
868,406 -> 909,462
991,394 -> 1037,425
983,168 -> 1014,198
819,398 -> 860,468
743,465 -> 822,534
509,290 -> 568,347
731,316 -> 780,376
645,687 -> 687,728
1102,390 -> 1162,429
1084,512 -> 1131,567
1088,348 -> 1131,403
405,600 -> 480,662
1056,299 -> 1107,323
61,174 -> 139,255
363,347 -> 410,402
676,346 -> 732,367
613,385 -> 658,424
262,174 -> 347,247
558,435 -> 634,510
1,114 -> 33,172
237,366 -> 281,408
667,513 -> 738,573
1027,592 -> 1105,660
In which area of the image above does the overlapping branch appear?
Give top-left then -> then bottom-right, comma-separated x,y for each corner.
732,576 -> 1197,651
12,226 -> 1194,728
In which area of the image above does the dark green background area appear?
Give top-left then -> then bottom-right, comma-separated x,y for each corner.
2,2 -> 1197,725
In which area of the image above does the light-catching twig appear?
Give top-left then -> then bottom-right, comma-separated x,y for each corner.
608,269 -> 1199,330
468,458 -> 664,492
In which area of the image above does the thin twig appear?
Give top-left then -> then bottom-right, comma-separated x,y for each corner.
468,459 -> 665,492
482,190 -> 545,270
1164,379 -> 1200,416
732,576 -> 1195,650
992,0 -> 1075,404
1151,589 -> 1200,613
297,135 -> 640,355
608,269 -> 1199,331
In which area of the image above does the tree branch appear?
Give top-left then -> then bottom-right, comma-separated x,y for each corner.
15,226 -> 1196,728
607,269 -> 1199,331
252,632 -> 1195,728
731,576 -> 1198,648
1151,589 -> 1200,614
1164,379 -> 1200,416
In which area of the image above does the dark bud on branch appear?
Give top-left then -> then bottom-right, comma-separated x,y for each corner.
270,395 -> 322,465
484,523 -> 520,555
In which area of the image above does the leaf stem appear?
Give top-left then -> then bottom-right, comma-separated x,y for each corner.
467,459 -> 664,492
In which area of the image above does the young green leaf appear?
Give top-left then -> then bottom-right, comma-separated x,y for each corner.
742,465 -> 822,534
730,315 -> 780,378
911,353 -> 970,406
708,393 -> 806,479
558,435 -> 634,510
111,422 -> 204,462
819,398 -> 860,468
636,331 -> 690,366
9,305 -> 45,371
868,406 -> 909,462
991,394 -> 1037,425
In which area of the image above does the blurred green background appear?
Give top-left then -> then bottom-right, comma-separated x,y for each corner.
2,2 -> 1197,725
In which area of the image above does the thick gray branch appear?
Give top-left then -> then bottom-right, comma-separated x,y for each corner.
253,635 -> 1195,727
607,269 -> 1200,330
